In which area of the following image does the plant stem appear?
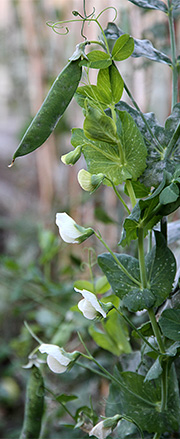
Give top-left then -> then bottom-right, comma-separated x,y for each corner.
161,361 -> 168,411
45,387 -> 76,421
126,180 -> 137,208
153,433 -> 161,439
94,231 -> 141,287
167,0 -> 178,108
106,177 -> 130,213
148,308 -> 165,354
138,228 -> 147,288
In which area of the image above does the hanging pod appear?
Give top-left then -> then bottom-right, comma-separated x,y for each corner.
9,59 -> 82,165
19,366 -> 44,439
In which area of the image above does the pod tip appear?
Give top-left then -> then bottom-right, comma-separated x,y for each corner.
8,159 -> 15,168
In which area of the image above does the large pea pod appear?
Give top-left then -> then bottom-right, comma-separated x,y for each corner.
19,366 -> 44,439
10,59 -> 82,165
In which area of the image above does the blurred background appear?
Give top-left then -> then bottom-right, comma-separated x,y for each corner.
0,0 -> 180,438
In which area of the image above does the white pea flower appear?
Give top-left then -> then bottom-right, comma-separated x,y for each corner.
74,288 -> 106,320
89,420 -> 112,439
56,212 -> 94,244
39,344 -> 71,374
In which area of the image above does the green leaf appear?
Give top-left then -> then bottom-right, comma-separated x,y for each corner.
56,394 -> 78,403
89,308 -> 131,355
98,252 -> 154,312
112,34 -> 134,61
75,64 -> 123,110
83,104 -> 117,143
73,280 -> 94,292
98,232 -> 176,312
128,0 -> 168,12
87,50 -> 112,69
159,309 -> 180,341
95,276 -> 111,294
124,180 -> 150,198
146,232 -> 176,307
97,64 -> 124,105
160,182 -> 179,205
106,368 -> 180,433
144,357 -> 163,382
104,23 -> 171,65
116,110 -> 147,181
71,109 -> 147,186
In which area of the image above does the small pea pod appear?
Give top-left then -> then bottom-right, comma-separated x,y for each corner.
10,59 -> 82,166
19,366 -> 44,439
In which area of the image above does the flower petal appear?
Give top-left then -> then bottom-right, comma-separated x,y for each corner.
56,213 -> 82,243
39,344 -> 70,366
75,288 -> 106,318
78,298 -> 97,320
89,421 -> 112,439
47,355 -> 68,374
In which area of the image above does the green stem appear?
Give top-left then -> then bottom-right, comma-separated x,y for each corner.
148,308 -> 165,354
126,180 -> 137,209
161,361 -> 168,411
167,0 -> 178,108
138,228 -> 147,288
76,360 -> 109,380
123,81 -> 164,154
115,307 -> 160,355
106,177 -> 130,213
94,231 -> 141,287
153,433 -> 161,439
45,387 -> 76,421
78,332 -> 156,408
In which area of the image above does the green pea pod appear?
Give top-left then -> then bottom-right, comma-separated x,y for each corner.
10,59 -> 82,166
19,366 -> 44,439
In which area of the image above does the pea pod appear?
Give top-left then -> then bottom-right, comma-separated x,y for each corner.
10,59 -> 82,166
19,366 -> 44,439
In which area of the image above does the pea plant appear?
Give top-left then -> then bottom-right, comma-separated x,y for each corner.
10,0 -> 180,438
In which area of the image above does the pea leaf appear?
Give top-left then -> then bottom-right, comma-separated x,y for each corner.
104,23 -> 171,65
144,357 -> 163,382
56,394 -> 78,403
83,104 -> 117,144
106,368 -> 180,433
111,34 -> 134,61
86,50 -> 112,69
98,232 -> 176,312
75,64 -> 124,110
71,108 -> 147,186
89,308 -> 131,356
97,64 -> 124,105
159,309 -> 180,341
128,0 -> 168,13
159,183 -> 180,205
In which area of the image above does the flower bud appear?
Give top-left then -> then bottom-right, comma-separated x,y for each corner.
61,146 -> 82,165
78,169 -> 104,192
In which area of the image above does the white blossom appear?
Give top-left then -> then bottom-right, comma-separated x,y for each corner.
89,420 -> 112,439
39,343 -> 71,374
75,288 -> 106,320
56,212 -> 93,244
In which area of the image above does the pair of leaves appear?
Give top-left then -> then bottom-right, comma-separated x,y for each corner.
106,367 -> 180,434
98,232 -> 176,312
104,22 -> 172,65
80,33 -> 134,69
76,63 -> 124,110
71,107 -> 147,186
